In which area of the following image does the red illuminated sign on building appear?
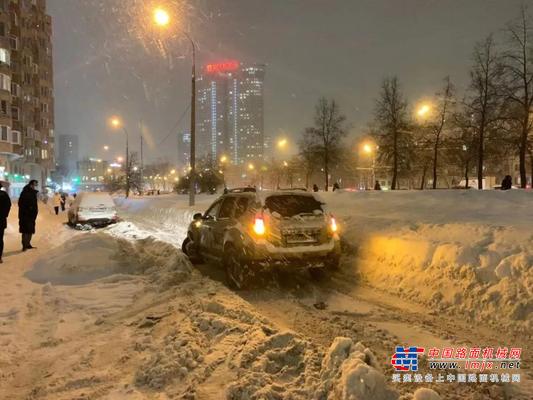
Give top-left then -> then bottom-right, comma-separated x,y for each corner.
205,60 -> 240,74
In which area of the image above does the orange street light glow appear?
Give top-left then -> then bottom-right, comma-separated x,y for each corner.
154,8 -> 170,27
363,143 -> 373,154
417,104 -> 431,118
110,116 -> 121,128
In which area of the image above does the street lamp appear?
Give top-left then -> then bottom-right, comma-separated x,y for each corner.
109,116 -> 130,198
219,155 -> 229,188
277,138 -> 288,149
154,7 -> 197,206
153,8 -> 170,26
360,142 -> 377,189
103,145 -> 109,151
417,103 -> 432,119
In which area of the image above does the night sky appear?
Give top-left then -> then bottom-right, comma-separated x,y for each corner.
48,0 -> 528,164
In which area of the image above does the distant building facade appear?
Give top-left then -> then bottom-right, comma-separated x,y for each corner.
196,61 -> 265,166
57,134 -> 78,177
178,130 -> 190,169
0,0 -> 54,196
77,157 -> 108,191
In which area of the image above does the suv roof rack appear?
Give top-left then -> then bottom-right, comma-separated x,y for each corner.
227,187 -> 257,193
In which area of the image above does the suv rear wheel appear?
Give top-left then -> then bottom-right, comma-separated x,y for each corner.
224,245 -> 254,290
182,237 -> 203,264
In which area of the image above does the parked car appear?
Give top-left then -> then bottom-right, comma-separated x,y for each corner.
68,192 -> 118,226
182,188 -> 341,288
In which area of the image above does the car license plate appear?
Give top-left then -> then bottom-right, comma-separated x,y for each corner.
285,233 -> 318,244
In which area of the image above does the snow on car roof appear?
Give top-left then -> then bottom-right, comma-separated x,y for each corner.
255,190 -> 319,205
78,192 -> 115,207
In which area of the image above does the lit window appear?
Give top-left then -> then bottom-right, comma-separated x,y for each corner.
0,125 -> 9,142
0,73 -> 10,91
0,48 -> 10,65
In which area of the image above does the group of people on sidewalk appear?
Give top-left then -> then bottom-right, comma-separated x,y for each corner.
51,191 -> 72,215
0,180 -> 39,263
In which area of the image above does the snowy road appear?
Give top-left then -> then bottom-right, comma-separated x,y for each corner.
1,192 -> 529,398
108,192 -> 533,399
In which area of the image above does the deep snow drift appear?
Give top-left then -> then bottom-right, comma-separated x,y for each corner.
317,190 -> 533,334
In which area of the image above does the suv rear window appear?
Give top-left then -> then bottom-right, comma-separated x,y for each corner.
265,195 -> 323,218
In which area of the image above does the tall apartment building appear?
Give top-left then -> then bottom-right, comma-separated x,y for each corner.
196,61 -> 265,166
0,0 -> 54,196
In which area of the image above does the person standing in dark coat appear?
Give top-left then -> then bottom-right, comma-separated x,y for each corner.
18,180 -> 38,251
312,184 -> 319,192
374,180 -> 382,190
0,183 -> 11,263
501,175 -> 513,190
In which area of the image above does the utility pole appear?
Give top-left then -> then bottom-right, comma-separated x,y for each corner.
124,127 -> 130,198
189,38 -> 196,206
140,119 -> 144,195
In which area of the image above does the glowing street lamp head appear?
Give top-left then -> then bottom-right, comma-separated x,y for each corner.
110,116 -> 121,129
154,8 -> 170,27
117,156 -> 124,163
103,145 -> 109,151
220,155 -> 228,163
362,143 -> 373,154
277,138 -> 288,149
248,163 -> 255,171
417,104 -> 431,118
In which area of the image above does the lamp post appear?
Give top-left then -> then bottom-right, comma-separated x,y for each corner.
154,8 -> 197,206
220,155 -> 228,189
362,142 -> 377,189
110,116 -> 130,198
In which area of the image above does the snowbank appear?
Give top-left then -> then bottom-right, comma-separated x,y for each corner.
25,232 -> 192,290
132,283 -> 399,399
318,190 -> 533,333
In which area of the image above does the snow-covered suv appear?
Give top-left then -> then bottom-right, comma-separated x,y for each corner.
182,188 -> 341,288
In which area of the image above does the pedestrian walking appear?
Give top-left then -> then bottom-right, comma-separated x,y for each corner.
374,180 -> 382,191
60,193 -> 66,211
312,184 -> 319,192
52,192 -> 61,215
0,183 -> 11,263
18,180 -> 39,251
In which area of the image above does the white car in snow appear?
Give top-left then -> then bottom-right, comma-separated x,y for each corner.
68,192 -> 118,226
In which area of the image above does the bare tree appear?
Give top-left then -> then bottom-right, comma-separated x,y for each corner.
502,6 -> 533,188
373,77 -> 411,190
429,77 -> 455,189
303,97 -> 348,191
466,35 -> 505,189
298,135 -> 321,189
448,112 -> 479,188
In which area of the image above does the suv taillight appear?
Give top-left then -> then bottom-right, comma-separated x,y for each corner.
253,217 -> 266,236
329,216 -> 338,233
